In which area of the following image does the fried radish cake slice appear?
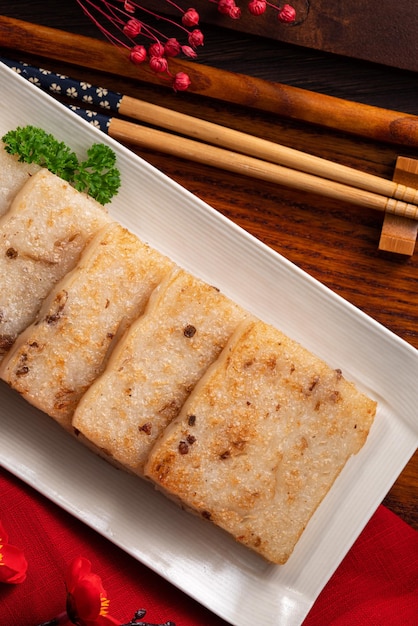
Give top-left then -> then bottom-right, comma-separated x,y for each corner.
0,168 -> 112,360
0,141 -> 40,217
72,267 -> 248,475
145,319 -> 377,564
0,222 -> 174,430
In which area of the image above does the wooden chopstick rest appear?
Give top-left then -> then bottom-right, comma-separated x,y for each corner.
379,157 -> 418,255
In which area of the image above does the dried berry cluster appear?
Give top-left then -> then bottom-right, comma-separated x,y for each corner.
76,1 -> 296,91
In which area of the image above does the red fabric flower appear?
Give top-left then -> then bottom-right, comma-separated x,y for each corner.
0,519 -> 28,584
65,557 -> 119,626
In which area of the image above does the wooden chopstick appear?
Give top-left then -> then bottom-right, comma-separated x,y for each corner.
111,118 -> 418,220
66,105 -> 418,221
2,16 -> 418,148
118,96 -> 418,206
3,58 -> 418,220
4,57 -> 418,211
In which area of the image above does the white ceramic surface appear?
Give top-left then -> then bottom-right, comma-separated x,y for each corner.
1,62 -> 417,626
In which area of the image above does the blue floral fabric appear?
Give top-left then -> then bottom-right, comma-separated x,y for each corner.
1,58 -> 122,116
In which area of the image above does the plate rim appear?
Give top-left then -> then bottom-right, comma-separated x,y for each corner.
1,61 -> 417,626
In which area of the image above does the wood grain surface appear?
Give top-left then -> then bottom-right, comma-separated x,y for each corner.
2,15 -> 418,149
0,2 -> 417,530
140,0 -> 418,72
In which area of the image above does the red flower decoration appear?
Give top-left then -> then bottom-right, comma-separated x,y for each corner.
0,519 -> 28,584
188,29 -> 204,48
173,72 -> 192,92
77,1 -> 298,92
130,45 -> 147,65
278,3 -> 296,23
65,557 -> 119,626
149,56 -> 169,74
123,18 -> 142,39
248,0 -> 267,16
148,42 -> 165,58
164,38 -> 181,57
181,8 -> 200,27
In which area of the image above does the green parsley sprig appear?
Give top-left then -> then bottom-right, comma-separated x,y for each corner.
2,125 -> 120,204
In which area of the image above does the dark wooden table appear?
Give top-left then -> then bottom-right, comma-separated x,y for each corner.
0,2 -> 417,530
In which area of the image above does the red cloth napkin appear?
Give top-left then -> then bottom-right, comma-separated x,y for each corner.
1,468 -> 417,626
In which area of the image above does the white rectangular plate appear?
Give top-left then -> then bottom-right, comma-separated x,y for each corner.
1,62 -> 417,626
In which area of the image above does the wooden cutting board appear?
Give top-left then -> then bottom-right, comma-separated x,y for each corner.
141,0 -> 418,72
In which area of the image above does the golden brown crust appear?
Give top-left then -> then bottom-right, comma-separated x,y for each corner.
0,223 -> 174,429
72,267 -> 248,475
1,159 -> 378,566
145,319 -> 377,564
0,141 -> 41,217
0,168 -> 112,360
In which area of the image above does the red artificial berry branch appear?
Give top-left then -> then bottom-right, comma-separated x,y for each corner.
248,0 -> 267,17
76,1 -> 297,91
